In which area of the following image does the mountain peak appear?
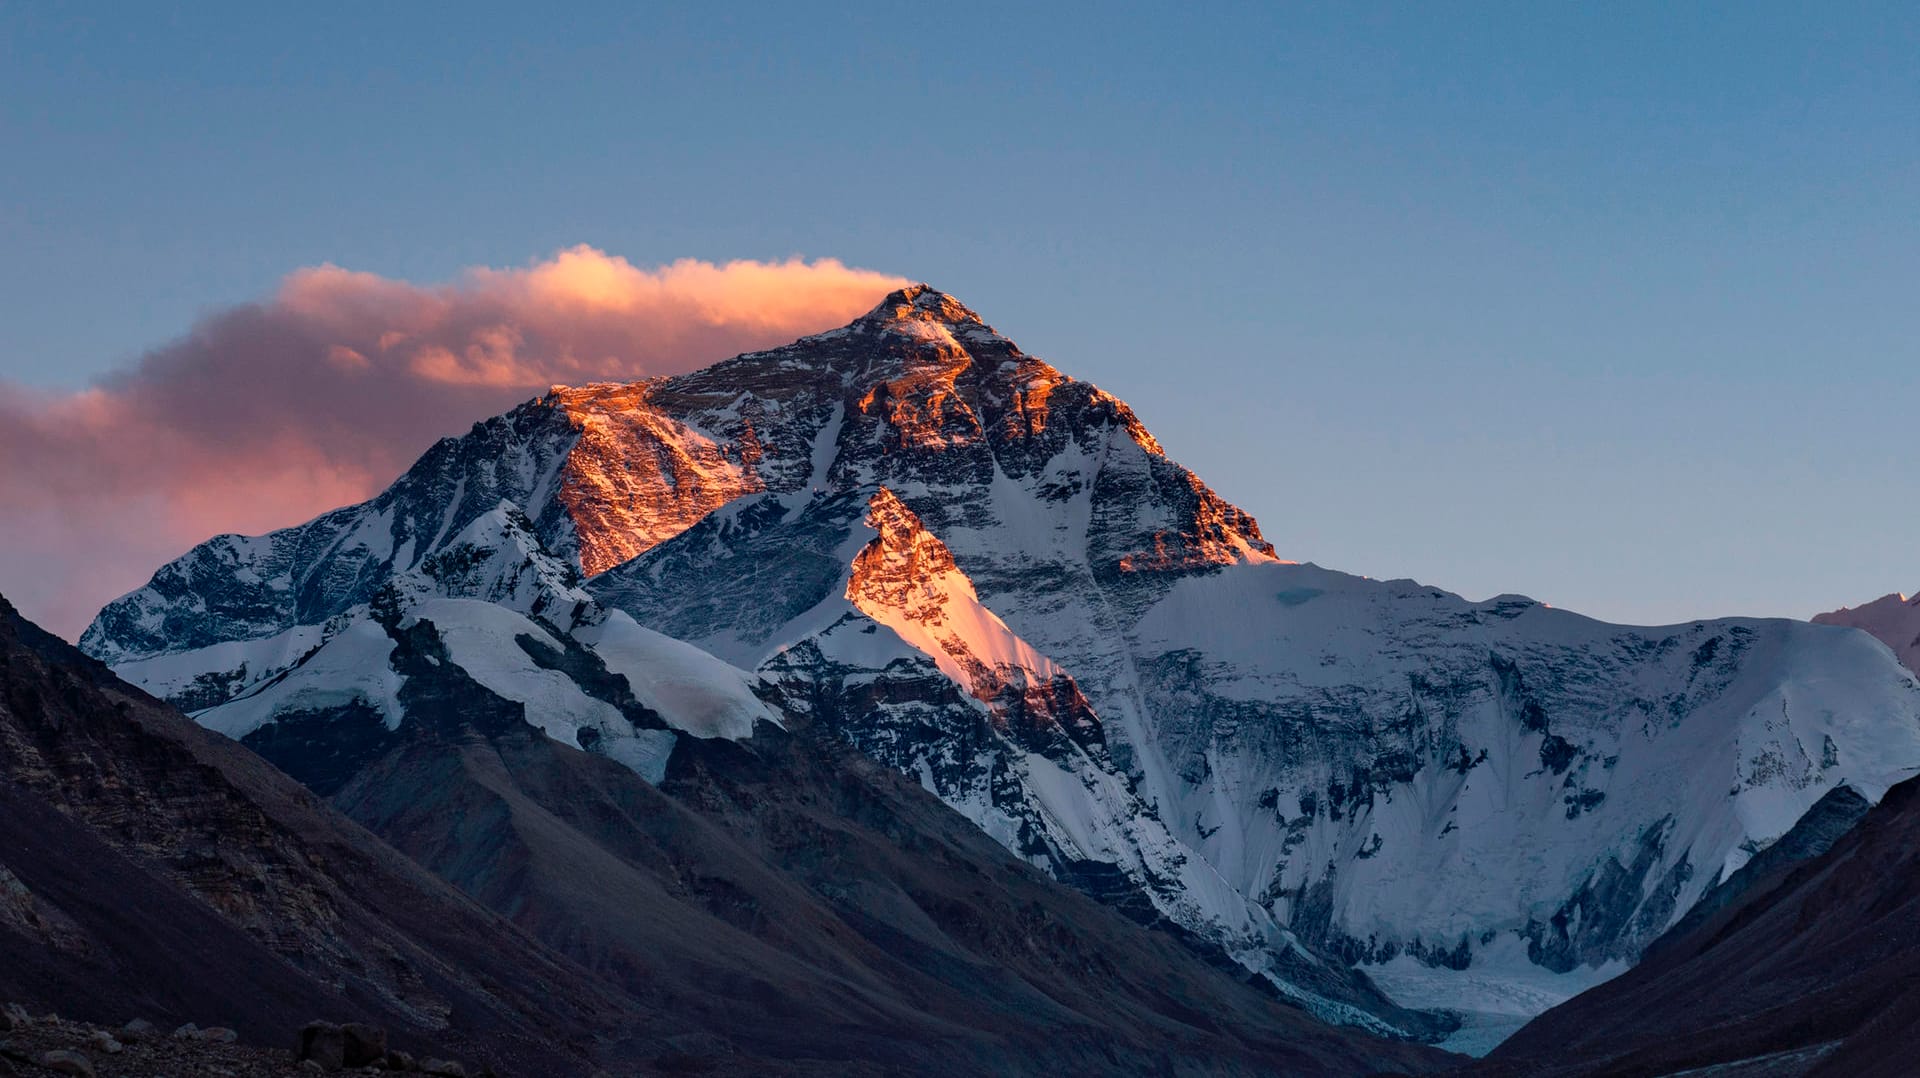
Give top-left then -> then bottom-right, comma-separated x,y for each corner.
859,284 -> 983,328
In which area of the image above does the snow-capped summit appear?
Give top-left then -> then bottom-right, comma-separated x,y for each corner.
82,291 -> 1920,1045
858,282 -> 987,327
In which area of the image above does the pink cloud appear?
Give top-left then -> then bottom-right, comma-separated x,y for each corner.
0,248 -> 907,640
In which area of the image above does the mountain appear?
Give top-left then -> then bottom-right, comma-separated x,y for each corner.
1814,591 -> 1920,675
82,285 -> 1920,1046
13,595 -> 1454,1076
0,591 -> 631,1074
1477,773 -> 1920,1077
318,616 -> 1454,1075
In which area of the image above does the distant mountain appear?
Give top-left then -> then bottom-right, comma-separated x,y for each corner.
83,285 -> 1920,1045
1814,591 -> 1920,674
1478,774 -> 1920,1077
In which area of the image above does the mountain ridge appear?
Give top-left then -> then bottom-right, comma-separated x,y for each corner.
80,287 -> 1920,1047
8,587 -> 1460,1075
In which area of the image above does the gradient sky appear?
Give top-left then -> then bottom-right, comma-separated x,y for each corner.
3,3 -> 1916,629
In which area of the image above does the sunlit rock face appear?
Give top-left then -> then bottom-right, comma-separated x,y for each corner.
550,383 -> 765,574
79,379 -> 758,665
1815,591 -> 1920,675
845,486 -> 1100,747
83,285 -> 1920,1043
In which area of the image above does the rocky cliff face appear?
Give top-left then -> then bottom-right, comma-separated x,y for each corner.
83,285 -> 1920,1044
845,487 -> 1102,750
1815,591 -> 1920,675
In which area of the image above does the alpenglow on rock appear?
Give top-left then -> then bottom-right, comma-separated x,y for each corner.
85,285 -> 1920,1043
1815,590 -> 1920,676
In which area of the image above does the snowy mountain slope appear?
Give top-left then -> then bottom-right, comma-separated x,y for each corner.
581,288 -> 1920,1025
1480,773 -> 1920,1077
80,381 -> 758,665
1117,563 -> 1920,1043
1127,565 -> 1920,949
1815,591 -> 1920,675
120,500 -> 775,792
604,491 -> 1920,1035
83,285 -> 1920,1042
744,485 -> 1434,1034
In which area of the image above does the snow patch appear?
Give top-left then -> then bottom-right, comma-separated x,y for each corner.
578,611 -> 778,739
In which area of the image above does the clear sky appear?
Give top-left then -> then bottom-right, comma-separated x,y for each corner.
2,3 -> 1916,627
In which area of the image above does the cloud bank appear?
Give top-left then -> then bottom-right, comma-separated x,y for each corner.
0,248 -> 907,639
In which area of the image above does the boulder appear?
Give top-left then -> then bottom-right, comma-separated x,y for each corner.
340,1023 -> 387,1067
298,1020 -> 346,1071
37,1050 -> 95,1078
196,1026 -> 238,1044
119,1018 -> 154,1041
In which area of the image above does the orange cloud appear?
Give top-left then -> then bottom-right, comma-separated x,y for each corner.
0,248 -> 907,640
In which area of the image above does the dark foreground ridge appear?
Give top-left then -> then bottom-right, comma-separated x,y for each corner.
1475,774 -> 1920,1077
0,593 -> 624,1074
0,591 -> 1453,1076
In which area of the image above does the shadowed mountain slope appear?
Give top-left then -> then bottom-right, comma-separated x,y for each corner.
1476,773 -> 1920,1077
7,590 -> 1452,1075
0,593 -> 626,1073
289,604 -> 1458,1075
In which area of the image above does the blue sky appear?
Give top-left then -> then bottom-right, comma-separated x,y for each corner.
2,3 -> 1916,624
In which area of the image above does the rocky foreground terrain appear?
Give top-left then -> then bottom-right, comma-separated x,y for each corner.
0,1005 -> 488,1077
